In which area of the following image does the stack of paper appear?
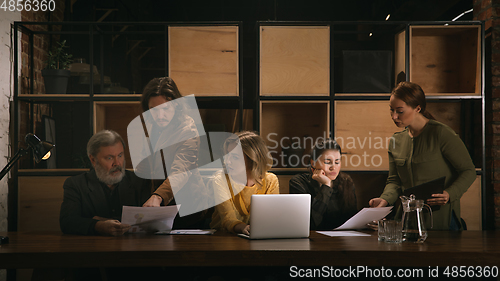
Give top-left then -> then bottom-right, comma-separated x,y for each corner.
121,205 -> 180,233
333,207 -> 393,230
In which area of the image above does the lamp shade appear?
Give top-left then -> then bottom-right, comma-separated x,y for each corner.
25,133 -> 55,163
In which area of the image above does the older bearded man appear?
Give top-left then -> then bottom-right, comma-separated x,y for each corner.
60,130 -> 151,236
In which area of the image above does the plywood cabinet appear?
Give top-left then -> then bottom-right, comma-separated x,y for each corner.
334,101 -> 398,171
409,26 -> 481,95
169,26 -> 239,97
260,101 -> 329,169
18,176 -> 69,232
260,26 -> 330,96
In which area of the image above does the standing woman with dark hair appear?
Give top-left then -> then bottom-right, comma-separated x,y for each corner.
369,82 -> 476,230
137,77 -> 208,229
289,139 -> 357,230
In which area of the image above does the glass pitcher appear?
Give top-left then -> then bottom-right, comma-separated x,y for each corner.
400,194 -> 433,243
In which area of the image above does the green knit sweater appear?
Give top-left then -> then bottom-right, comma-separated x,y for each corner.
380,120 -> 476,230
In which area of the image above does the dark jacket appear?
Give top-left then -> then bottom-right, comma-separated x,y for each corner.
289,172 -> 357,230
59,169 -> 151,235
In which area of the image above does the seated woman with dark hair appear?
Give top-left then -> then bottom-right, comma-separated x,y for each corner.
289,139 -> 358,230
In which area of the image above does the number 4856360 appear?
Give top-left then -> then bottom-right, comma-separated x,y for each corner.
443,266 -> 499,278
1,0 -> 56,12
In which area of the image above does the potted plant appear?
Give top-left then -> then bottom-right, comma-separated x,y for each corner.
41,40 -> 73,94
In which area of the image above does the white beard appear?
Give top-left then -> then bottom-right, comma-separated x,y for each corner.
95,160 -> 125,186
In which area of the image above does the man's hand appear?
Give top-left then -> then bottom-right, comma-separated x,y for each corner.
311,168 -> 331,187
143,194 -> 163,207
369,198 -> 389,208
92,216 -> 112,221
95,220 -> 130,236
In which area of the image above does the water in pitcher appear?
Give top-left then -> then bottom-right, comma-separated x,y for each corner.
402,229 -> 427,243
400,195 -> 433,243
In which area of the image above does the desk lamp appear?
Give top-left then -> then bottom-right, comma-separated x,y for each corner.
0,133 -> 54,181
0,133 -> 54,244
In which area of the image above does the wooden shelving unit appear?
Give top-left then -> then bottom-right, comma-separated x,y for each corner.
12,22 -> 243,232
256,21 -> 485,230
11,20 -> 486,231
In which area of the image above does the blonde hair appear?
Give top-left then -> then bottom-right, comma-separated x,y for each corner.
225,131 -> 272,185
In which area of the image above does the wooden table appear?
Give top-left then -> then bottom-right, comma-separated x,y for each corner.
0,231 -> 499,269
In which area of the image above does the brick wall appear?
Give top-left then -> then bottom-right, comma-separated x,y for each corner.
0,9 -> 21,228
17,1 -> 65,169
1,10 -> 21,281
20,0 -> 65,95
474,0 -> 500,229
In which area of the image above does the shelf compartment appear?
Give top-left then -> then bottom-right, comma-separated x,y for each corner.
92,26 -> 166,95
260,101 -> 330,169
332,23 -> 402,94
169,26 -> 239,97
94,101 -> 143,169
17,101 -> 92,169
409,25 -> 481,95
341,50 -> 393,93
18,176 -> 68,232
334,101 -> 399,171
199,108 -> 253,133
260,26 -> 330,96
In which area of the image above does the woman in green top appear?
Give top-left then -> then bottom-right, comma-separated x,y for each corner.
369,82 -> 476,230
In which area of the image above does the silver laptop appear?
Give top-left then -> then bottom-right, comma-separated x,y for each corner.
239,194 -> 311,239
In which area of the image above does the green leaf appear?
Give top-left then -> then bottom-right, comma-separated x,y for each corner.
44,40 -> 73,70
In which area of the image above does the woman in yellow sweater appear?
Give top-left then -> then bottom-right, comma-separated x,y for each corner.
210,131 -> 279,235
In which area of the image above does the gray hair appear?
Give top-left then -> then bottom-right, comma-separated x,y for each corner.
87,130 -> 126,158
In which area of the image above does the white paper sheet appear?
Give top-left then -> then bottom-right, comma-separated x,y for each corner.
316,231 -> 372,237
121,205 -> 180,233
333,207 -> 393,230
157,229 -> 216,235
